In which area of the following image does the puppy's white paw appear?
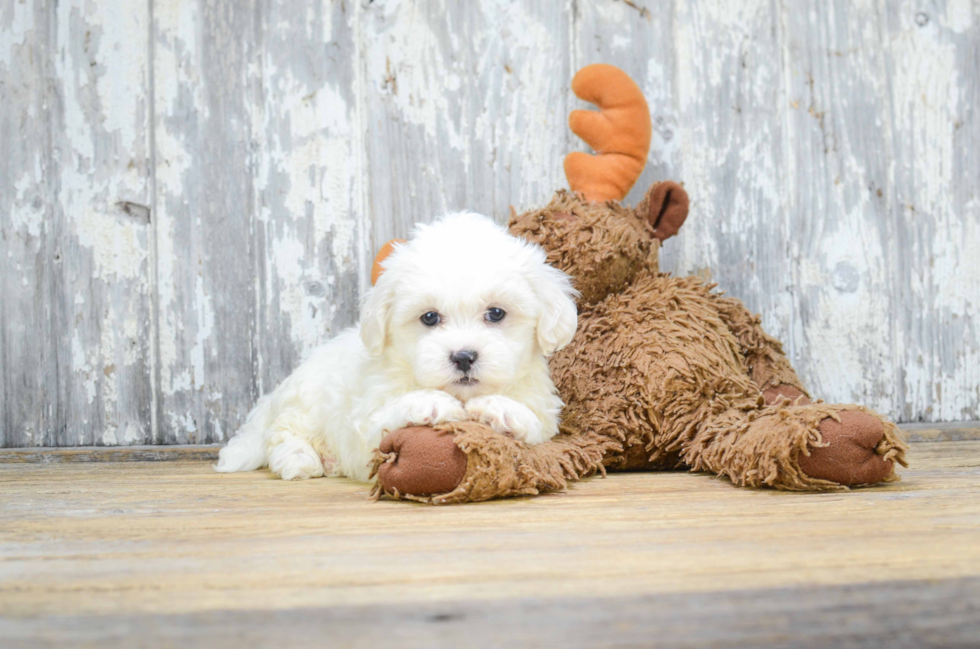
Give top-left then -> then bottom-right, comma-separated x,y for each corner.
268,436 -> 326,481
373,390 -> 466,434
464,396 -> 546,445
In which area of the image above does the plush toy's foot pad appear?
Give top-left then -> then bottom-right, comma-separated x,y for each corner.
799,411 -> 894,486
376,426 -> 468,497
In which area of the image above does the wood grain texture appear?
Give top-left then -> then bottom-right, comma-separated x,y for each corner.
361,0 -> 575,249
4,578 -> 980,649
1,441 -> 979,646
1,1 -> 154,447
152,0 -> 260,444
0,444 -> 220,463
899,419 -> 980,442
1,0 -> 977,448
0,420 -> 970,464
883,0 -> 980,423
151,0 -> 364,444
249,0 -> 364,399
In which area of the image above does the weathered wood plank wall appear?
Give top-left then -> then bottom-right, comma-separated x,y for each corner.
1,0 -> 977,447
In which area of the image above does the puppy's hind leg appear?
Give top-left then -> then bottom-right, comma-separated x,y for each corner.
268,435 -> 325,480
266,410 -> 328,481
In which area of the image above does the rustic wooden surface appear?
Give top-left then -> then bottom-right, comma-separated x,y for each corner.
4,579 -> 980,649
2,1 -> 978,447
0,420 -> 975,464
899,419 -> 980,442
1,440 -> 979,647
0,443 -> 222,463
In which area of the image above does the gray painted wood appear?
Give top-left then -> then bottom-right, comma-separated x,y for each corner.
0,421 -> 972,463
0,443 -> 220,463
361,0 -> 575,248
4,576 -> 980,648
1,0 -> 154,447
884,0 -> 980,423
249,0 -> 363,404
151,0 -> 261,443
151,0 -> 363,444
1,0 -> 977,447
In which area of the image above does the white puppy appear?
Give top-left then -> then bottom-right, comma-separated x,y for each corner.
215,212 -> 578,481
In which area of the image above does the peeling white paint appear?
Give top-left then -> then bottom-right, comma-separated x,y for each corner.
364,7 -> 466,157
190,274 -> 215,389
10,169 -> 44,238
99,308 -> 119,445
93,2 -> 147,157
153,53 -> 193,398
943,0 -> 974,33
72,328 -> 97,405
75,209 -> 147,280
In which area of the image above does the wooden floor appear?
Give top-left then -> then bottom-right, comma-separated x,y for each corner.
2,442 -> 980,648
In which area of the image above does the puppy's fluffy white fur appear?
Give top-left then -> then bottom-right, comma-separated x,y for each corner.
215,212 -> 578,481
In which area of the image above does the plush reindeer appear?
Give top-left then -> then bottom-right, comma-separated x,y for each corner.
371,64 -> 907,504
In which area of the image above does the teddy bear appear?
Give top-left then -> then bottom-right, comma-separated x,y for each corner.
369,64 -> 907,504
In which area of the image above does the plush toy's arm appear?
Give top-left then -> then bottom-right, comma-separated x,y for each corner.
711,295 -> 811,403
371,421 -> 617,504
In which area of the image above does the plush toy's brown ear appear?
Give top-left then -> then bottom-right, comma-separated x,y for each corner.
371,239 -> 405,285
639,181 -> 689,241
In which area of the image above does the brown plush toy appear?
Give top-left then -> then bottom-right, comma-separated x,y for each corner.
370,64 -> 907,504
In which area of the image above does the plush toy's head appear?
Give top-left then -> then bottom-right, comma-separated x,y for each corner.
510,64 -> 689,306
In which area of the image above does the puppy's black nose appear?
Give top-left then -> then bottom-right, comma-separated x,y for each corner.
450,350 -> 478,373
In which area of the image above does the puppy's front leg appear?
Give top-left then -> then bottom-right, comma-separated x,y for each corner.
464,396 -> 548,445
370,390 -> 467,435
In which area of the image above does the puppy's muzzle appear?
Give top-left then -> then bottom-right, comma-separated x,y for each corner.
450,350 -> 478,373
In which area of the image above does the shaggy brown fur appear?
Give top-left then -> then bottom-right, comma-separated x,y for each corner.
371,422 -> 618,504
509,190 -> 657,307
372,182 -> 908,503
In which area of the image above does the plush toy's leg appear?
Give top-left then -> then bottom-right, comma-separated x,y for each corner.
372,421 -> 617,504
679,402 -> 908,490
711,295 -> 811,403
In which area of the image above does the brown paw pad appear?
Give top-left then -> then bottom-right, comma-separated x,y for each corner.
799,411 -> 894,486
376,426 -> 468,497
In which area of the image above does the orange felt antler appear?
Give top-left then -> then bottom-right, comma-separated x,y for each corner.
564,64 -> 652,203
371,239 -> 405,285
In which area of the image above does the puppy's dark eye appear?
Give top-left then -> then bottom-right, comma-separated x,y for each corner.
420,311 -> 441,326
485,307 -> 506,323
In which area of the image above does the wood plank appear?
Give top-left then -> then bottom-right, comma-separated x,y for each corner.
0,444 -> 219,464
151,0 -> 260,444
901,420 -> 980,443
778,0 -> 900,414
882,1 -> 980,422
249,0 -> 365,396
3,576 -> 979,649
360,0 -> 574,248
0,420 -> 971,464
1,441 -> 978,624
0,1 -> 154,446
152,0 -> 365,445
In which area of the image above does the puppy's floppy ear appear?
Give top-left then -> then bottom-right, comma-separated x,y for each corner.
529,262 -> 579,356
360,280 -> 394,356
